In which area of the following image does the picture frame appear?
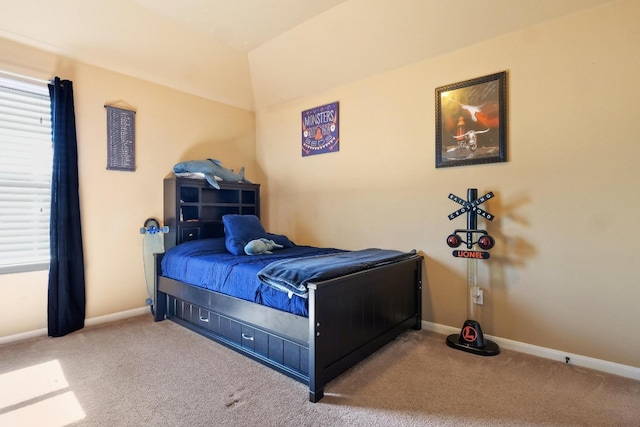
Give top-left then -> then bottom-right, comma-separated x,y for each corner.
435,71 -> 507,168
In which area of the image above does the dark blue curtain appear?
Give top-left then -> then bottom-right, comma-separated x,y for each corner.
47,77 -> 86,337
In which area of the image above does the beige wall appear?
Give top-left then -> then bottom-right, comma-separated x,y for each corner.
256,0 -> 640,367
2,0 -> 639,371
0,39 -> 258,337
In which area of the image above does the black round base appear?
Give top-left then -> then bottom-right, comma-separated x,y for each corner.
446,333 -> 500,356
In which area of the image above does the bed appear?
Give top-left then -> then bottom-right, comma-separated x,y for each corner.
153,176 -> 423,402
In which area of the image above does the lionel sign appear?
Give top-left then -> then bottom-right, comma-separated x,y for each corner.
301,102 -> 339,156
452,250 -> 491,259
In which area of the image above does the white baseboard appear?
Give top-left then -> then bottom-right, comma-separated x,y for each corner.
84,306 -> 150,328
3,313 -> 638,382
0,306 -> 149,346
423,320 -> 640,382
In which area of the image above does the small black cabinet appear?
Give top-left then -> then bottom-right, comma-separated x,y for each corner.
163,177 -> 260,250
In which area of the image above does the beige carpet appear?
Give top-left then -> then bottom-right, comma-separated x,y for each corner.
1,315 -> 639,426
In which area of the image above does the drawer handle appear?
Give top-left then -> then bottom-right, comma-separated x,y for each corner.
241,333 -> 254,341
199,316 -> 209,323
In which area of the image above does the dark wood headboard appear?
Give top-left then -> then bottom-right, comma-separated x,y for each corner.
163,176 -> 260,250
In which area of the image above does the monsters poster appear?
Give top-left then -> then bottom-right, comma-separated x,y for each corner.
301,102 -> 339,156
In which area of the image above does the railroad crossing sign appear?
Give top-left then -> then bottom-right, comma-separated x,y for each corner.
445,188 -> 501,356
448,191 -> 495,221
447,188 -> 496,252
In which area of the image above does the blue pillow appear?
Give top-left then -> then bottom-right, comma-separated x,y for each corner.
266,233 -> 295,248
177,238 -> 228,253
222,215 -> 268,255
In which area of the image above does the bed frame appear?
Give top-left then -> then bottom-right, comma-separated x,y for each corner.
153,177 -> 423,402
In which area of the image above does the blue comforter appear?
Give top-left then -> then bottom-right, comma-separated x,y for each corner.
161,238 -> 416,317
257,248 -> 418,298
160,238 -> 345,317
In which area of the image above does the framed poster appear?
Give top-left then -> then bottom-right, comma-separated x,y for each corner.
301,101 -> 339,156
105,105 -> 136,171
435,71 -> 507,168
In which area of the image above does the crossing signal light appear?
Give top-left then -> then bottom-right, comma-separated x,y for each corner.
447,234 -> 462,248
477,235 -> 495,250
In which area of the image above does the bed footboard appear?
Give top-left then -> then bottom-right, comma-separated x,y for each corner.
307,255 -> 422,402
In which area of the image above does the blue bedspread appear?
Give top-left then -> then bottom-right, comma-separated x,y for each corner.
257,248 -> 418,298
160,238 -> 345,317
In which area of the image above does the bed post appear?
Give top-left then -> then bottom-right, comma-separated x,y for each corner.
153,253 -> 167,321
307,286 -> 324,402
413,256 -> 423,330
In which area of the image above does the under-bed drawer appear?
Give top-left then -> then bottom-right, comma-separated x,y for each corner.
190,306 -> 219,332
167,296 -> 309,377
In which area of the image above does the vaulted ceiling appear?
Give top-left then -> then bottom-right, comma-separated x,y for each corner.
0,0 -> 615,111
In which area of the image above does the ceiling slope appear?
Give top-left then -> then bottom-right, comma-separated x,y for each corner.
0,0 -> 615,111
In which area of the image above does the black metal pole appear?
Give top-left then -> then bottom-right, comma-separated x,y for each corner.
467,188 -> 477,249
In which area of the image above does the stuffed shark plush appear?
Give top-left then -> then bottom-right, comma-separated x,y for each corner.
244,238 -> 283,255
173,159 -> 251,190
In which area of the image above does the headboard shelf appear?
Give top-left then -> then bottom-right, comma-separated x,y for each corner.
163,176 -> 260,250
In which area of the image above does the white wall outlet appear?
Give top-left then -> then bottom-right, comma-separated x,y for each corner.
475,289 -> 484,305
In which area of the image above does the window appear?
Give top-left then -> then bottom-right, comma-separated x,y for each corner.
0,72 -> 52,274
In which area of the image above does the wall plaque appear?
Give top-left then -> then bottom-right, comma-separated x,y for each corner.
105,105 -> 136,171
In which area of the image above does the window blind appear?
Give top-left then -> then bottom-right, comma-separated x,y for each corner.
0,72 -> 52,274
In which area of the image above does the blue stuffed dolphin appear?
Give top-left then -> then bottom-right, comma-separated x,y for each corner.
173,159 -> 251,189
